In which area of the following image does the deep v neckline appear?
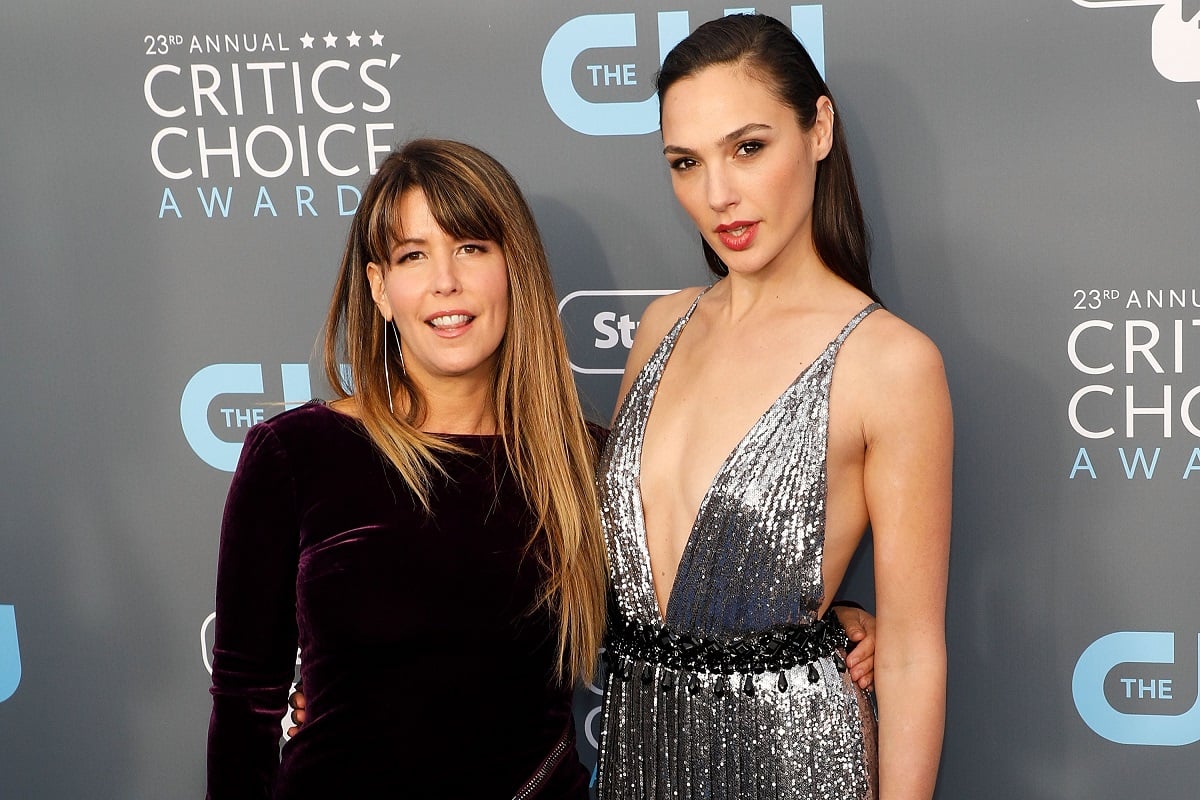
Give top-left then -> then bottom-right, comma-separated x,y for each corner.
633,295 -> 876,625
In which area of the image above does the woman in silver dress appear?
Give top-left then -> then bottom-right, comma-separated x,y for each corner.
596,15 -> 952,799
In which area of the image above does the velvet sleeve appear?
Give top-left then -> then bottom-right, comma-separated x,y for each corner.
206,422 -> 300,799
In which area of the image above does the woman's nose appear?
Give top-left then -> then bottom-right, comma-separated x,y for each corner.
430,254 -> 463,295
706,165 -> 739,212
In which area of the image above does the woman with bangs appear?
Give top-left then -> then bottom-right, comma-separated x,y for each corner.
206,139 -> 605,798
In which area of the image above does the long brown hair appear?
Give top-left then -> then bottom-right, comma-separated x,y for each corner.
322,139 -> 607,684
657,13 -> 880,303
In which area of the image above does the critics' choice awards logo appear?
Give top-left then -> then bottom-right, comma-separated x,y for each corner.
143,29 -> 401,220
1073,1 -> 1200,105
1074,631 -> 1200,746
0,605 -> 21,704
1067,289 -> 1200,480
542,5 -> 824,136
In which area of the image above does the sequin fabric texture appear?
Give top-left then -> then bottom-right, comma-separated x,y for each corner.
596,293 -> 881,799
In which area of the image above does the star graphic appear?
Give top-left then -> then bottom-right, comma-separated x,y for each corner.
347,31 -> 362,47
323,32 -> 338,48
369,30 -> 384,47
299,32 -> 314,49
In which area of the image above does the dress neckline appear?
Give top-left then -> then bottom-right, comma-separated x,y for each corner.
307,399 -> 502,442
633,296 -> 880,624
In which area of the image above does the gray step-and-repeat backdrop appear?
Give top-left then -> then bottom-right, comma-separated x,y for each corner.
2,1 -> 1198,797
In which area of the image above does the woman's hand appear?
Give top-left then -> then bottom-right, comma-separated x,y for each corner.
286,685 -> 306,738
832,604 -> 876,691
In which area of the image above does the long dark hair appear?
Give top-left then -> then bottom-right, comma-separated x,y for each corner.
656,14 -> 879,302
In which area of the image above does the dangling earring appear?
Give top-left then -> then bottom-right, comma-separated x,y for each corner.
383,318 -> 400,414
391,320 -> 405,376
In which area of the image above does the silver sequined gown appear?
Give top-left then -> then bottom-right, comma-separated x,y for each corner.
596,292 -> 880,799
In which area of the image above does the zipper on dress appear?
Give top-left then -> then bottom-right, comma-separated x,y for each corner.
511,727 -> 572,800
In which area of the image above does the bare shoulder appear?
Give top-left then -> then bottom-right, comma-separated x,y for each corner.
841,309 -> 950,431
639,286 -> 706,341
842,309 -> 943,377
626,286 -> 707,369
611,286 -> 707,421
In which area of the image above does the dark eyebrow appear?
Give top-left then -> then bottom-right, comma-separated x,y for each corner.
391,237 -> 426,248
663,122 -> 773,156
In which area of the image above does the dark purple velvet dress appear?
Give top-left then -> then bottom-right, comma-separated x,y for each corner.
206,401 -> 587,798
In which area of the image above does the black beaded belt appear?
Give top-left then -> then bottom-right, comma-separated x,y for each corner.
603,604 -> 849,696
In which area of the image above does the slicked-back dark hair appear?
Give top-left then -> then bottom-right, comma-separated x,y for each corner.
657,14 -> 879,302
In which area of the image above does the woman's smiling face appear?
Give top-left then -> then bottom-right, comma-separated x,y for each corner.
367,187 -> 509,388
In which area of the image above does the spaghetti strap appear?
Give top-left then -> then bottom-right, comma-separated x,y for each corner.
595,299 -> 880,799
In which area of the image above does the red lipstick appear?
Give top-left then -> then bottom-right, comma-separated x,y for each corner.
714,221 -> 758,251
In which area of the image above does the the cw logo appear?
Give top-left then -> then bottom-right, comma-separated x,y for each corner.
542,5 -> 825,136
0,605 -> 21,704
180,363 -> 316,471
1073,631 -> 1200,745
1073,0 -> 1200,82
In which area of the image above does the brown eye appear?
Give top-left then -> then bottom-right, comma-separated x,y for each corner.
735,141 -> 764,157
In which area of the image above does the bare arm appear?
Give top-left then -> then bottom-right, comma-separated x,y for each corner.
862,326 -> 952,800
